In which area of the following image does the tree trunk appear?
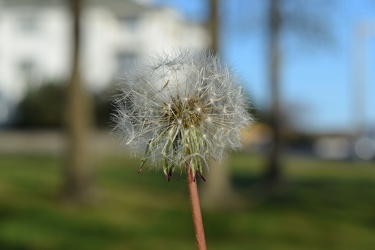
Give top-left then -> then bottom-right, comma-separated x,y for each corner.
64,0 -> 93,201
201,0 -> 240,210
209,0 -> 219,53
264,0 -> 283,185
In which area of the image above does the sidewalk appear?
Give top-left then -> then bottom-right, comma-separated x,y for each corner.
0,130 -> 124,155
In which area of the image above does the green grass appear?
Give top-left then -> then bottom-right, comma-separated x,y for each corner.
0,153 -> 374,250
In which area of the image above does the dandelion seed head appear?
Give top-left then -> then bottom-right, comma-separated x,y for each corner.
113,50 -> 253,180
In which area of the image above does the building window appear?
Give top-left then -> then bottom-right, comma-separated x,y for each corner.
0,93 -> 10,126
116,52 -> 137,74
120,16 -> 139,32
19,15 -> 39,34
19,59 -> 36,85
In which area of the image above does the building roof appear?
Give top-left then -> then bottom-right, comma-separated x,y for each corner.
0,0 -> 149,17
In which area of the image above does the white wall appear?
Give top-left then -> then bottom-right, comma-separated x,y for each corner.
0,1 -> 209,112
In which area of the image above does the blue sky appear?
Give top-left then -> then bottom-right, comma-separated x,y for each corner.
154,0 -> 375,134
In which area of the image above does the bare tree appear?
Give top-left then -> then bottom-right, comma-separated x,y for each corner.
209,0 -> 219,52
264,0 -> 282,184
201,0 -> 242,210
64,0 -> 94,201
263,0 -> 333,185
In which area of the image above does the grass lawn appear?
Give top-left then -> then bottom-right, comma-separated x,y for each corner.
0,153 -> 374,250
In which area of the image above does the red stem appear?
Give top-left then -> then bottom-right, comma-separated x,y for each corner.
187,164 -> 207,250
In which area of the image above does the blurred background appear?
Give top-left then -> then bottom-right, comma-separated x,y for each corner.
0,0 -> 375,249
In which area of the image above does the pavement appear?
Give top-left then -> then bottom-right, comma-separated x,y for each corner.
0,130 -> 125,156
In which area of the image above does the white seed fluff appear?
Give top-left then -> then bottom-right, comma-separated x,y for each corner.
113,50 -> 253,180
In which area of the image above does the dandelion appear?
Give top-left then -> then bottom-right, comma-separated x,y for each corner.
113,50 -> 253,250
113,50 -> 253,180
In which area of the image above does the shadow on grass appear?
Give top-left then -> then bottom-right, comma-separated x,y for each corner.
231,169 -> 375,232
1,153 -> 375,250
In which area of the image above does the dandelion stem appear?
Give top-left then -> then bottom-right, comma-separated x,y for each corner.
187,163 -> 207,250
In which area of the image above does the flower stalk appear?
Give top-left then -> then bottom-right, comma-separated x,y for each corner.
187,162 -> 207,250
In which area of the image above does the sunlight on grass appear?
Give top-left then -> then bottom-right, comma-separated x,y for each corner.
0,153 -> 374,249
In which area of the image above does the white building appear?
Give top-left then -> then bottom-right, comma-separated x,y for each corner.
0,0 -> 209,125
